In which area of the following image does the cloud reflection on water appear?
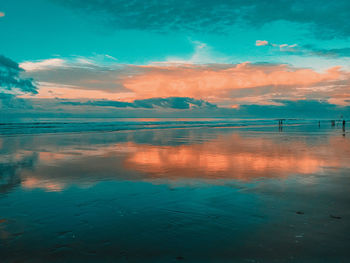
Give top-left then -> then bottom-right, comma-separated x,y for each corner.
0,128 -> 348,193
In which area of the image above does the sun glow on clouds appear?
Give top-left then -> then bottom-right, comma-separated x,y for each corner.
19,44 -> 350,106
123,63 -> 342,100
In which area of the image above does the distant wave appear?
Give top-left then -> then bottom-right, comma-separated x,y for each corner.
0,118 -> 316,135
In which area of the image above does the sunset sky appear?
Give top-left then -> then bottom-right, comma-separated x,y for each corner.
1,0 -> 350,118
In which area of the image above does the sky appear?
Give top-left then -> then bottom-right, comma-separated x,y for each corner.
1,0 -> 350,118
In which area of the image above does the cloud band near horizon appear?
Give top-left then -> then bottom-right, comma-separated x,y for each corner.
20,57 -> 350,106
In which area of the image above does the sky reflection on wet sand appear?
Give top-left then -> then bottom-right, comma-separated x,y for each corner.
5,129 -> 349,191
0,124 -> 350,262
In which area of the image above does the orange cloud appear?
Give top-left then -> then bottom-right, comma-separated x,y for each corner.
123,63 -> 343,101
0,12 -> 5,17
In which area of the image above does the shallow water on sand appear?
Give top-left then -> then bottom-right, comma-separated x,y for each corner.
0,120 -> 349,262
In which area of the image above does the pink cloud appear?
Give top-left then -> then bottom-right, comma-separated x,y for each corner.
256,40 -> 269,46
123,63 -> 343,102
0,12 -> 5,17
256,40 -> 298,52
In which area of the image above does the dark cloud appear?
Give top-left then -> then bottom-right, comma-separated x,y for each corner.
0,55 -> 37,94
0,153 -> 38,194
52,0 -> 350,38
61,97 -> 217,109
237,100 -> 350,118
4,97 -> 350,119
135,97 -> 217,109
23,62 -> 130,93
262,43 -> 350,58
303,45 -> 350,58
62,99 -> 132,108
0,93 -> 33,109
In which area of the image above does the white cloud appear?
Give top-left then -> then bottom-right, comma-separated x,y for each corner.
158,40 -> 232,65
20,58 -> 66,71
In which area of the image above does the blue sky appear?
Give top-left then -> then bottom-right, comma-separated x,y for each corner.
1,0 -> 350,117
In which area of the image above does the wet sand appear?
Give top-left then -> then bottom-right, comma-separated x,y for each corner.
0,121 -> 349,262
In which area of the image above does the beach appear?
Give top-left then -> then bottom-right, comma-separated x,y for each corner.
0,119 -> 349,262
